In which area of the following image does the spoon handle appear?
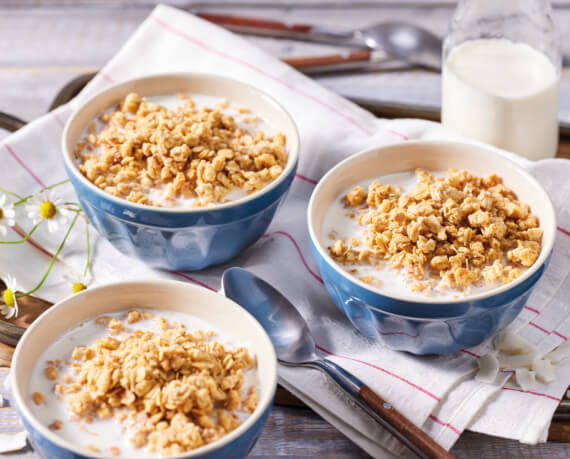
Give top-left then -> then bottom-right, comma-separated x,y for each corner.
313,359 -> 454,459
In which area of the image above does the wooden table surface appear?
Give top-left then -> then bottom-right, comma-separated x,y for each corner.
2,2 -> 570,458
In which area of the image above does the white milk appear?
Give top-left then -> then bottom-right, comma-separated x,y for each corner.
441,39 -> 559,160
322,171 -> 527,299
29,309 -> 259,458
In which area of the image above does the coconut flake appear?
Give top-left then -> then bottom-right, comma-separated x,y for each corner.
475,353 -> 500,383
494,331 -> 536,355
532,358 -> 556,383
0,432 -> 27,453
515,368 -> 537,392
497,351 -> 539,369
545,340 -> 570,364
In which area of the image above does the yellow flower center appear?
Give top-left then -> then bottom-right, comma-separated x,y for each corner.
0,208 -> 4,220
39,201 -> 57,219
73,282 -> 87,293
3,288 -> 14,307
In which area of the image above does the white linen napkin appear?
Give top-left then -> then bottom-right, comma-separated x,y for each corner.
1,5 -> 570,457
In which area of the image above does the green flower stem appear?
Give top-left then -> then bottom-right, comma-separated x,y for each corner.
64,208 -> 82,214
83,219 -> 91,278
65,206 -> 83,214
14,179 -> 70,206
0,187 -> 23,200
0,222 -> 41,244
17,211 -> 80,298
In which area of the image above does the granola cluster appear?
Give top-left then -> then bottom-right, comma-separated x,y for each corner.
76,92 -> 287,207
329,169 -> 542,294
44,311 -> 258,456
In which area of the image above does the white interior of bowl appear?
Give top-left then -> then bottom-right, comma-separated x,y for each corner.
11,280 -> 277,458
308,140 -> 557,304
62,73 -> 300,213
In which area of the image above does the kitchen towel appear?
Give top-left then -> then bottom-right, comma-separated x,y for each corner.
1,5 -> 570,457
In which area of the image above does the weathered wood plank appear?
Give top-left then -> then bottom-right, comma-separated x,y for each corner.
250,406 -> 372,457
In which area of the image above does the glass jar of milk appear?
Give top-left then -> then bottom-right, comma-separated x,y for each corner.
441,0 -> 561,160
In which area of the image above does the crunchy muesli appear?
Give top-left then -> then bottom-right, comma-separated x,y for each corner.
49,312 -> 258,456
329,169 -> 542,294
32,391 -> 45,406
76,93 -> 287,207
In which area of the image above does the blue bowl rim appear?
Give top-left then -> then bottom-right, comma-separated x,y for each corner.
11,280 -> 278,458
65,159 -> 297,227
307,139 -> 557,307
62,72 -> 300,216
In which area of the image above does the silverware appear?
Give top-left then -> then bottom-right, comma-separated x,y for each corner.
198,13 -> 570,72
198,13 -> 442,71
284,51 -> 414,75
221,267 -> 454,459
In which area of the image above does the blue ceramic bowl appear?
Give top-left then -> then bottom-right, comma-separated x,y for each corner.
308,141 -> 556,355
62,73 -> 299,270
11,280 -> 278,459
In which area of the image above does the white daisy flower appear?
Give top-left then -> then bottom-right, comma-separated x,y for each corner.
1,274 -> 19,320
63,269 -> 91,294
25,190 -> 69,233
0,193 -> 16,237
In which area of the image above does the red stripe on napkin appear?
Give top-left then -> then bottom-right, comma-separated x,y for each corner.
3,142 -> 46,188
428,414 -> 462,435
295,173 -> 318,185
384,128 -> 409,140
317,344 -> 441,401
553,331 -> 568,341
502,387 -> 561,402
460,349 -> 480,359
151,15 -> 374,136
98,71 -> 115,84
262,231 -> 323,284
10,225 -> 54,258
528,321 -> 550,334
170,271 -> 216,291
558,226 -> 570,237
50,111 -> 64,128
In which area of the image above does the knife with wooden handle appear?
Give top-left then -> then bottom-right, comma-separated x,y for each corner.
196,13 -> 314,36
282,50 -> 372,68
196,12 -> 362,46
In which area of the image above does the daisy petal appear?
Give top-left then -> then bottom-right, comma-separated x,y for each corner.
47,219 -> 58,233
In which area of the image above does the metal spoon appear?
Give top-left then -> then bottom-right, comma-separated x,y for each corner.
221,267 -> 454,459
198,14 -> 443,71
352,22 -> 442,71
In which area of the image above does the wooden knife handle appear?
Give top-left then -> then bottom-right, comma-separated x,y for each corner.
359,385 -> 455,459
196,13 -> 312,34
282,50 -> 372,69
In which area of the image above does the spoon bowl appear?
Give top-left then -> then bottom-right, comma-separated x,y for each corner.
222,267 -> 318,363
198,14 -> 443,71
357,22 -> 442,70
